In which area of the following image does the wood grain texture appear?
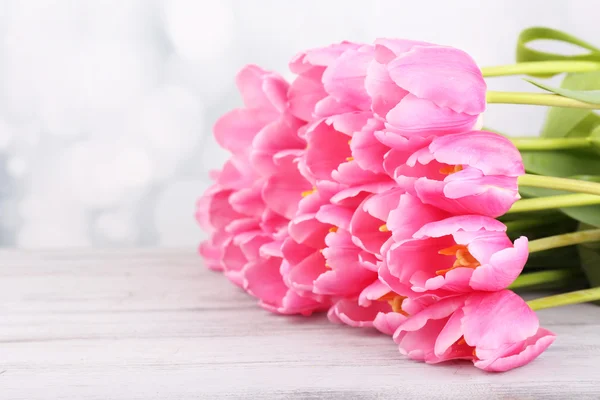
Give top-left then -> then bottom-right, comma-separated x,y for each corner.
1,249 -> 600,399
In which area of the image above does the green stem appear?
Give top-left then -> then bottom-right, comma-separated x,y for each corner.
518,174 -> 600,196
487,91 -> 600,109
511,137 -> 593,151
504,218 -> 556,232
528,229 -> 600,253
481,61 -> 600,77
509,269 -> 578,289
507,194 -> 600,214
527,287 -> 600,311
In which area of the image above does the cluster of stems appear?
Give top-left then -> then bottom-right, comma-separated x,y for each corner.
484,60 -> 600,309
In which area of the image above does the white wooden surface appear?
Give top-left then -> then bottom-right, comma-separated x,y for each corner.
1,249 -> 600,399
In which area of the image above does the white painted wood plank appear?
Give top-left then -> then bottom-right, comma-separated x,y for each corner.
1,249 -> 599,399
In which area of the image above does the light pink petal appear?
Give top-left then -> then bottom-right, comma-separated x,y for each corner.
387,193 -> 450,242
394,295 -> 466,335
386,94 -> 479,136
213,108 -> 277,154
328,299 -> 391,328
373,311 -> 406,336
358,279 -> 391,306
322,45 -> 374,110
243,257 -> 289,307
285,250 -> 327,293
434,308 -> 466,357
236,65 -> 289,111
250,115 -> 305,176
332,161 -> 393,186
428,131 -> 525,176
225,218 -> 260,234
470,237 -> 529,291
413,215 -> 506,239
281,238 -> 316,265
287,67 -> 327,121
260,240 -> 284,258
474,328 -> 556,372
387,45 -> 486,115
288,213 -> 329,249
326,111 -> 372,136
315,204 -> 354,230
262,155 -> 312,219
314,95 -> 358,118
374,39 -> 434,59
395,319 -> 449,363
365,60 -> 408,118
229,183 -> 265,219
462,290 -> 539,350
377,261 -> 413,298
351,119 -> 390,174
414,177 -> 519,218
314,263 -> 376,296
385,236 -> 455,295
349,195 -> 391,255
305,120 -> 352,180
239,233 -> 271,261
290,41 -> 361,74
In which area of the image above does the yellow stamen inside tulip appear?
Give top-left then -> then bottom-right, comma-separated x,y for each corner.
436,244 -> 480,276
439,164 -> 463,175
346,156 -> 354,162
453,336 -> 478,358
377,292 -> 409,316
379,224 -> 389,232
301,187 -> 316,197
329,226 -> 338,233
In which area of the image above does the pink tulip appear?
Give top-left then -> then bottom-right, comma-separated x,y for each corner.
288,41 -> 364,121
367,39 -> 486,136
243,240 -> 328,316
282,182 -> 376,302
214,65 -> 292,156
381,215 -> 529,298
398,131 -> 524,218
394,290 -> 556,372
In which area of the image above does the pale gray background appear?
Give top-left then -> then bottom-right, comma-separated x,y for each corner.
0,0 -> 596,248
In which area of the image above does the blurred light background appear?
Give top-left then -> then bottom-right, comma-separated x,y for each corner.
0,0 -> 596,248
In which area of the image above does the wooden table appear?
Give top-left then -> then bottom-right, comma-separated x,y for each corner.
1,249 -> 600,399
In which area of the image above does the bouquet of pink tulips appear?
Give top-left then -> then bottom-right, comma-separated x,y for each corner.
196,27 -> 600,372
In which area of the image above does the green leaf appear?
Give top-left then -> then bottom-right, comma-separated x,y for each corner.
519,176 -> 600,228
577,223 -> 600,292
521,151 -> 600,177
525,78 -> 600,105
517,27 -> 600,77
540,72 -> 600,138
